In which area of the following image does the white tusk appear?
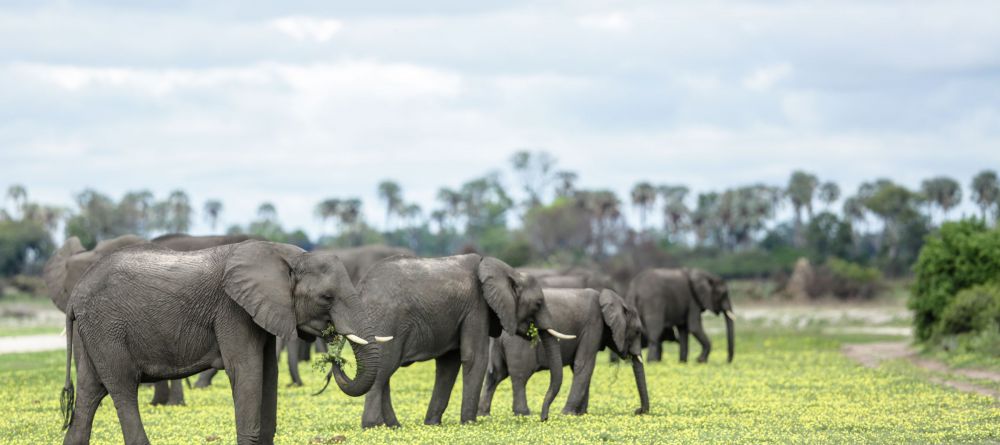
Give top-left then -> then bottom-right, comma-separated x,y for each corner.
635,354 -> 644,364
725,310 -> 736,318
346,334 -> 369,345
546,328 -> 576,340
59,327 -> 67,337
374,336 -> 394,343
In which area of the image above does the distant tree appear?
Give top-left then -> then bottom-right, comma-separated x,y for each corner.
436,187 -> 463,229
658,185 -> 690,243
859,179 -> 926,268
203,199 -> 223,232
920,176 -> 962,222
553,170 -> 578,199
842,196 -> 867,228
510,150 -> 556,208
970,170 -> 999,222
458,173 -> 513,237
5,184 -> 27,219
153,190 -> 193,234
429,209 -> 448,233
690,192 -> 719,247
257,202 -> 277,222
630,181 -> 657,233
118,190 -> 154,236
68,189 -> 117,245
315,198 -> 341,237
818,182 -> 841,210
376,180 -> 403,231
578,189 -> 623,259
337,198 -> 363,246
787,170 -> 819,245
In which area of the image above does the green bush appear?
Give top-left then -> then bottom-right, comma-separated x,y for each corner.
910,219 -> 1000,341
825,258 -> 883,299
684,247 -> 805,279
936,283 -> 1000,337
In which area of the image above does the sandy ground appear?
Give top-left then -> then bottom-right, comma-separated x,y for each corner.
842,341 -> 1000,400
0,333 -> 64,354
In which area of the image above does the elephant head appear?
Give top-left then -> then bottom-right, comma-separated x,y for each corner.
687,268 -> 735,363
223,241 -> 384,397
478,257 -> 574,421
43,237 -> 86,312
599,289 -> 649,414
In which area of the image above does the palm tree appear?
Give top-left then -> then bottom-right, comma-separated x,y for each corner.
970,170 -> 999,222
554,170 -> 578,199
5,184 -> 27,219
510,150 -> 556,207
119,190 -> 154,235
314,198 -> 341,237
203,200 -> 223,231
818,182 -> 841,210
337,198 -> 363,245
920,176 -> 962,223
437,187 -> 463,229
787,170 -> 819,246
257,202 -> 277,222
430,209 -> 447,233
630,181 -> 657,234
164,190 -> 193,233
658,185 -> 690,242
377,180 -> 403,231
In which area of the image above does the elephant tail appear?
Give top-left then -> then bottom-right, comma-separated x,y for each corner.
60,313 -> 75,430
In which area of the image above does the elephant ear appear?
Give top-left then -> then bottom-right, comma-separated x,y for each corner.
477,257 -> 519,335
686,269 -> 713,313
223,241 -> 303,340
43,237 -> 85,312
599,289 -> 628,353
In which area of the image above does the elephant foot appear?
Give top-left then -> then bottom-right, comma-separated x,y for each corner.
287,381 -> 303,388
678,358 -> 688,364
164,400 -> 186,406
561,407 -> 585,416
477,408 -> 491,417
424,417 -> 443,426
696,356 -> 708,363
460,418 -> 478,424
513,409 -> 531,416
634,407 -> 649,415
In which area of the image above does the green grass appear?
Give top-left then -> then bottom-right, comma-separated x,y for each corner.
0,325 -> 61,337
1,326 -> 997,444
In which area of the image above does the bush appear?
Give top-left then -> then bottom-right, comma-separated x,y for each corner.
806,258 -> 883,300
910,219 -> 1000,341
9,275 -> 46,296
936,284 -> 1000,337
683,247 -> 806,280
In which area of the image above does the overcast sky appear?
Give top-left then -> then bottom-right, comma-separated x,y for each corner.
2,0 -> 999,236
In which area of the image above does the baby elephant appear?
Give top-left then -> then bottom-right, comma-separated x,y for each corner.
60,241 -> 387,445
479,288 -> 649,417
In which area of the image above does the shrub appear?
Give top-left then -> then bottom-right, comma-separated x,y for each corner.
936,283 -> 1000,337
910,219 -> 1000,341
807,258 -> 884,300
10,275 -> 46,296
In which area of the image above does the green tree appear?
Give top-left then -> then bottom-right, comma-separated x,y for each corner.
787,170 -> 819,245
257,202 -> 277,222
818,181 -> 841,210
154,190 -> 193,233
315,198 -> 341,237
377,180 -> 403,231
920,176 -> 962,223
553,170 -> 578,199
658,185 -> 690,243
970,170 -> 999,222
510,150 -> 556,208
630,181 -> 657,233
5,184 -> 27,219
203,199 -> 223,231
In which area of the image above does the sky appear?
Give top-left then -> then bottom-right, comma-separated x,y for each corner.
2,0 -> 999,237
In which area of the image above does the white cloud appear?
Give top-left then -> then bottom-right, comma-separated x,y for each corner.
576,12 -> 630,31
270,16 -> 343,42
742,63 -> 793,91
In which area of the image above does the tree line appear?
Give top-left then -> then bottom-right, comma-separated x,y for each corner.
2,152 -> 999,280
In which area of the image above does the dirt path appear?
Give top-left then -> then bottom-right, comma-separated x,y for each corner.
0,334 -> 64,354
842,341 -> 1000,400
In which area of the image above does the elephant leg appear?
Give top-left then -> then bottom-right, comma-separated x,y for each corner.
381,380 -> 400,428
363,347 -> 402,429
107,388 -> 150,445
314,339 -> 328,354
194,369 -> 217,388
645,318 -> 665,362
478,359 -> 508,416
166,379 -> 185,406
63,350 -> 107,445
692,327 -> 712,363
261,336 -> 278,444
298,338 -> 311,362
227,358 -> 265,444
510,374 -> 531,416
149,381 -> 169,406
285,337 -> 303,387
677,325 -> 690,363
424,350 -> 461,425
458,337 -> 489,424
562,358 -> 596,415
580,387 -> 590,414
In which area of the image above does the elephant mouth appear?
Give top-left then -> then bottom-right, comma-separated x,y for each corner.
297,324 -> 322,341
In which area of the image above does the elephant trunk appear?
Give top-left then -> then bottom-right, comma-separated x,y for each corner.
328,331 -> 379,397
631,355 -> 649,415
724,311 -> 735,363
539,331 -> 563,421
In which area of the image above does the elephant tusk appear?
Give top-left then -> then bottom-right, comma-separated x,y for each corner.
374,336 -> 394,343
546,328 -> 576,340
635,354 -> 644,364
725,310 -> 736,318
59,327 -> 66,337
346,334 -> 369,345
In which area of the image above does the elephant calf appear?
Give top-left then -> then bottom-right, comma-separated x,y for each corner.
479,288 -> 649,417
60,241 -> 387,445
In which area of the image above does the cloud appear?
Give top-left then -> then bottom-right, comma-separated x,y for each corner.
270,16 -> 343,42
742,63 -> 794,91
576,12 -> 630,31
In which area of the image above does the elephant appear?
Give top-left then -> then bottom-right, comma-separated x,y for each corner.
519,267 -> 622,294
626,268 -> 734,363
478,288 -> 649,417
43,233 -> 252,406
60,240 -> 388,445
195,243 -> 416,388
357,254 -> 576,428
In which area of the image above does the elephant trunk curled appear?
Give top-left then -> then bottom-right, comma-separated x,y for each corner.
538,331 -> 563,421
321,303 -> 381,397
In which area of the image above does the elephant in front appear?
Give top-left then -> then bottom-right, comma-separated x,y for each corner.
479,288 -> 648,417
44,233 -> 251,406
358,254 -> 575,428
196,243 -> 416,388
61,240 -> 386,445
627,268 -> 734,363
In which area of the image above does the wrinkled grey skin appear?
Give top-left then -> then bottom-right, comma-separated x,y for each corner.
519,267 -> 621,294
626,268 -> 734,363
360,254 -> 567,427
196,244 -> 415,388
61,241 -> 381,445
44,233 -> 251,406
479,288 -> 649,417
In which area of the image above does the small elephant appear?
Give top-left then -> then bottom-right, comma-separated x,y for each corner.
627,268 -> 734,363
479,288 -> 649,417
43,233 -> 251,406
358,254 -> 576,428
60,240 -> 387,445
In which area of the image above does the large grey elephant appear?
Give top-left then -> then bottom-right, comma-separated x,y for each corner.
60,240 -> 387,445
626,268 -> 734,363
44,233 -> 251,406
357,254 -> 576,428
195,243 -> 416,388
478,288 -> 648,417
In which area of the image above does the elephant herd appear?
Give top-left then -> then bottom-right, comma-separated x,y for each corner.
44,235 -> 734,445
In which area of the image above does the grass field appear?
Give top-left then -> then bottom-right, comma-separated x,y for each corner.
1,319 -> 997,445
